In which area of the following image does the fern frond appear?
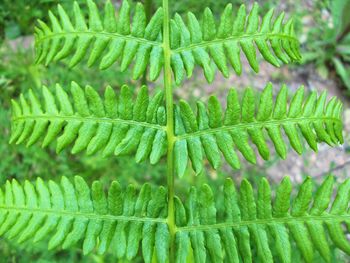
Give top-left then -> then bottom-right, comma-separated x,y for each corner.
0,176 -> 169,260
10,83 -> 167,164
35,0 -> 165,81
2,176 -> 350,262
11,82 -> 343,175
175,175 -> 350,263
35,1 -> 301,85
174,83 -> 343,176
170,3 -> 301,84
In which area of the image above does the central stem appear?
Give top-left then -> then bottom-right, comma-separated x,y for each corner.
162,0 -> 176,262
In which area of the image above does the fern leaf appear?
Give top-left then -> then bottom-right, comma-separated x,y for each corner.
35,1 -> 301,85
11,82 -> 343,175
174,83 -> 343,176
10,83 -> 167,163
0,176 -> 168,260
2,176 -> 350,262
175,175 -> 350,263
170,3 -> 301,84
34,0 -> 164,81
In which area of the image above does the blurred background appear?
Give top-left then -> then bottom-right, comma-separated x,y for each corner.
0,0 -> 350,262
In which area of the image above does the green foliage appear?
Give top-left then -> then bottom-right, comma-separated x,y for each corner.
0,43 -> 132,105
11,83 -> 167,164
35,0 -> 164,80
152,0 -> 239,17
0,44 -> 167,191
0,0 -> 87,40
11,83 -> 343,177
174,175 -> 350,263
0,0 -> 46,39
34,0 -> 300,85
174,84 -> 343,176
169,2 -> 301,84
304,0 -> 350,92
2,0 -> 347,262
0,176 -> 168,260
1,175 -> 350,262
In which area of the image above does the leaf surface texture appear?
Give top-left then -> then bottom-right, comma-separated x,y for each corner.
1,176 -> 350,262
35,0 -> 301,84
10,83 -> 167,164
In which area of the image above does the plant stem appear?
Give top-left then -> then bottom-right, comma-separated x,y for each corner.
162,0 -> 176,262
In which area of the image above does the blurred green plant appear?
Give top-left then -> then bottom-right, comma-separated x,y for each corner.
0,0 -> 93,40
303,0 -> 350,93
0,42 -> 135,106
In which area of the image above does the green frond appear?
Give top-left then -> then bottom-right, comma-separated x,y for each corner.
174,83 -> 343,176
11,82 -> 343,175
34,0 -> 164,81
2,176 -> 350,262
175,175 -> 350,263
0,176 -> 169,260
170,3 -> 301,84
6,0 -> 349,261
10,83 -> 167,164
35,1 -> 301,85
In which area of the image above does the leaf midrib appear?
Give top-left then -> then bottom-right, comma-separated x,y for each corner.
173,33 -> 299,53
13,114 -> 166,131
35,31 -> 161,46
15,115 -> 339,140
3,205 -> 347,233
35,31 -> 298,54
176,213 -> 350,232
176,116 -> 340,140
0,205 -> 166,224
